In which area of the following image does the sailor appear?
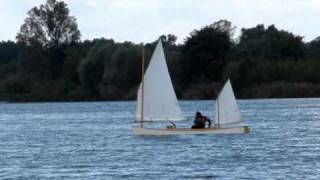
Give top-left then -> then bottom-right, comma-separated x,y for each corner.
192,111 -> 211,129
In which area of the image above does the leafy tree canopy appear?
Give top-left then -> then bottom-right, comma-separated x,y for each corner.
182,19 -> 235,82
238,24 -> 305,60
16,0 -> 80,48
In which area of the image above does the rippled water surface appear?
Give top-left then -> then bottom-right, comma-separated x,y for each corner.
1,99 -> 320,179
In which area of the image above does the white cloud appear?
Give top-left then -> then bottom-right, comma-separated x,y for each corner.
0,0 -> 319,43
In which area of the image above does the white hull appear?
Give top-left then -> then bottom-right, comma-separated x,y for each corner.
133,126 -> 250,135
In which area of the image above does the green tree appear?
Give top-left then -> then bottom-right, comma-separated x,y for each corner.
0,41 -> 20,63
18,46 -> 50,82
102,44 -> 142,99
182,19 -> 235,84
78,39 -> 115,95
306,36 -> 320,59
160,34 -> 178,46
16,0 -> 81,79
16,0 -> 80,47
238,24 -> 305,60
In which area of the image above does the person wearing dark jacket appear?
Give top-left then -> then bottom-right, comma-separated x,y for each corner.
192,111 -> 211,129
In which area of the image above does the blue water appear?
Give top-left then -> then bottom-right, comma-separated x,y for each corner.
0,99 -> 320,179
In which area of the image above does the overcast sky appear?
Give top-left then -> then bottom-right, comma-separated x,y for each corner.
0,0 -> 319,43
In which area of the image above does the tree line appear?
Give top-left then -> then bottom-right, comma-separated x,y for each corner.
0,0 -> 320,102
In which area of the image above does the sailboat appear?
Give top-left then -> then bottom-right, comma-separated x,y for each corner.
132,40 -> 250,135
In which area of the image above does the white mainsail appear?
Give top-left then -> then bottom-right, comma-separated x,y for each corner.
215,79 -> 242,125
136,40 -> 184,121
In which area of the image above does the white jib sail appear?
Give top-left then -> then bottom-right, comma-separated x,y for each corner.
136,40 -> 184,121
215,79 -> 242,125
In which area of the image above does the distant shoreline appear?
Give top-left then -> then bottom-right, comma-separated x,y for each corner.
2,96 -> 320,103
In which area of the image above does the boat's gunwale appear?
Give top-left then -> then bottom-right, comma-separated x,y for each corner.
132,126 -> 250,135
137,127 -> 237,131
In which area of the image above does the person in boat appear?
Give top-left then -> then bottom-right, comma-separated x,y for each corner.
192,111 -> 211,129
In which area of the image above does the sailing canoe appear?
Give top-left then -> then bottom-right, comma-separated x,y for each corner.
133,40 -> 250,135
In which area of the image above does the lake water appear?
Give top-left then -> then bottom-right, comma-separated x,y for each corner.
0,99 -> 320,179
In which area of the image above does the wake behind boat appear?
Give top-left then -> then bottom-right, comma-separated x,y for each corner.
133,40 -> 250,135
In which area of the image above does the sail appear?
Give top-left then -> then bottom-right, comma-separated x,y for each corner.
215,79 -> 242,125
136,40 -> 184,121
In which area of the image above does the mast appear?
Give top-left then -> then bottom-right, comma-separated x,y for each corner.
217,96 -> 220,128
140,44 -> 145,128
